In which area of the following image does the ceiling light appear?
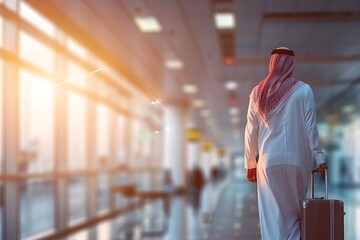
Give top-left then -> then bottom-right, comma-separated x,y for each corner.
225,80 -> 238,91
225,57 -> 234,65
134,17 -> 162,32
165,59 -> 184,69
229,107 -> 239,115
182,84 -> 197,94
201,109 -> 211,118
192,99 -> 205,108
214,13 -> 235,29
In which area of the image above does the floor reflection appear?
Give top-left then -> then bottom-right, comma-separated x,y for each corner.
7,170 -> 360,240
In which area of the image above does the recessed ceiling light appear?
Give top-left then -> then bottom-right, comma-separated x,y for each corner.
229,107 -> 239,115
225,80 -> 238,91
192,99 -> 205,108
182,84 -> 197,94
134,17 -> 162,32
165,59 -> 184,69
214,13 -> 235,29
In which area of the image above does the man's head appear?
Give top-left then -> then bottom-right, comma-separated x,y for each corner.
268,46 -> 295,76
271,47 -> 294,56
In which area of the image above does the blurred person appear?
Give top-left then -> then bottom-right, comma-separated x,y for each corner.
211,165 -> 219,182
188,164 -> 205,212
244,47 -> 327,239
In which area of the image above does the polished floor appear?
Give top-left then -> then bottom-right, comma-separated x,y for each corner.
63,169 -> 360,240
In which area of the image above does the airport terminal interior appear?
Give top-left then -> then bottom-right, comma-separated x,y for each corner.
0,0 -> 360,239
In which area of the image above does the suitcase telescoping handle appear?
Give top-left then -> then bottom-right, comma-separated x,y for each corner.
311,169 -> 328,200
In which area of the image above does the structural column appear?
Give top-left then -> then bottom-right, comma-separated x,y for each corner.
3,8 -> 19,240
54,32 -> 68,232
163,103 -> 186,190
86,78 -> 97,240
187,140 -> 201,171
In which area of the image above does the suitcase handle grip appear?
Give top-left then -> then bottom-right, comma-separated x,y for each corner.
311,169 -> 328,200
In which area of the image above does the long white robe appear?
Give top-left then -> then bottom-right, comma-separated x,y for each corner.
244,82 -> 325,240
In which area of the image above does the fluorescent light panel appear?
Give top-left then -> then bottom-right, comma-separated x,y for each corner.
182,84 -> 197,94
135,17 -> 162,32
214,13 -> 235,29
192,99 -> 205,108
165,59 -> 184,69
225,80 -> 238,91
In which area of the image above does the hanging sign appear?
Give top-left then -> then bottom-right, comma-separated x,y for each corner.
186,128 -> 201,141
218,147 -> 225,158
202,140 -> 213,152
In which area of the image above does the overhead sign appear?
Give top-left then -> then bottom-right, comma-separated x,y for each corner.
202,140 -> 213,152
186,128 -> 201,141
218,147 -> 226,157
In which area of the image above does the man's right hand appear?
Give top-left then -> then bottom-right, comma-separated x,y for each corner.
247,168 -> 257,183
316,163 -> 328,174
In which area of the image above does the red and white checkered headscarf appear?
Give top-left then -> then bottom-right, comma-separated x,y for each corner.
255,47 -> 302,122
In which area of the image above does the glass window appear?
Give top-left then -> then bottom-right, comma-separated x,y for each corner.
19,70 -> 54,173
68,177 -> 86,222
97,174 -> 109,212
19,1 -> 55,37
0,60 -> 2,174
97,104 -> 109,167
96,222 -> 110,240
66,61 -> 88,87
20,179 -> 55,238
131,120 -> 152,166
68,92 -> 86,170
0,16 -> 3,47
0,181 -> 3,240
4,0 -> 17,11
19,31 -> 55,73
67,230 -> 88,240
131,120 -> 141,166
115,115 -> 126,164
66,37 -> 88,60
96,80 -> 111,99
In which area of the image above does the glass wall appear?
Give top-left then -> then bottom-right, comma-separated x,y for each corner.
19,70 -> 54,173
0,16 -> 3,47
97,103 -> 109,167
19,30 -> 55,73
115,115 -> 126,164
0,1 -> 161,239
0,60 -> 2,174
20,179 -> 54,238
67,92 -> 87,170
68,177 -> 86,223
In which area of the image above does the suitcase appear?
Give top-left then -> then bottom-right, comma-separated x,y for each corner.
300,169 -> 345,240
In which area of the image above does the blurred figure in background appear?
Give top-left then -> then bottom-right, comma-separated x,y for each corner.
244,47 -> 327,239
188,164 -> 205,212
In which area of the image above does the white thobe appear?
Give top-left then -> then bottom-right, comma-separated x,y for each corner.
244,82 -> 325,240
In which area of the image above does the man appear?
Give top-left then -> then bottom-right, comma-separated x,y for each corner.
244,47 -> 327,239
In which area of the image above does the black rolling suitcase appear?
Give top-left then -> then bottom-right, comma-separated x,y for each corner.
300,169 -> 345,240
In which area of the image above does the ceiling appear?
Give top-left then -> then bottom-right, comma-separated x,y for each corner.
27,0 -> 360,151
